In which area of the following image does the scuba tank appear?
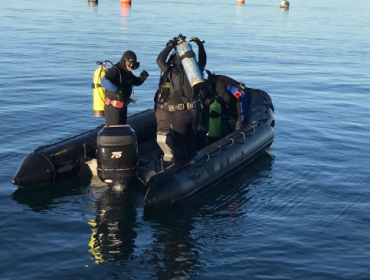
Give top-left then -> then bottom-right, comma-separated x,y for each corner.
208,100 -> 222,140
175,34 -> 205,88
92,61 -> 107,118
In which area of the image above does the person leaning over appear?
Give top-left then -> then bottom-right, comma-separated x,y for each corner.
201,71 -> 250,131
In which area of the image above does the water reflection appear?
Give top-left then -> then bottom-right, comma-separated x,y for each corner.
184,150 -> 275,219
88,183 -> 200,276
236,2 -> 245,16
120,2 -> 131,30
86,150 -> 274,276
143,208 -> 201,279
235,1 -> 245,26
88,186 -> 140,264
141,150 -> 275,278
12,149 -> 274,277
280,7 -> 289,13
11,175 -> 92,212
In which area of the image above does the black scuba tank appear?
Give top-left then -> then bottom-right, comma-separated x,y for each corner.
97,125 -> 138,186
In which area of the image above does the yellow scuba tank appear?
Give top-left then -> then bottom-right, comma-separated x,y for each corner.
208,100 -> 222,139
92,62 -> 106,118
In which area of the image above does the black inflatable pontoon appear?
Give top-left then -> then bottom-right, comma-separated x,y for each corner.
11,110 -> 157,188
12,89 -> 275,209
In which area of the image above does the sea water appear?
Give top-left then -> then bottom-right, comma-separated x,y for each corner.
0,0 -> 370,279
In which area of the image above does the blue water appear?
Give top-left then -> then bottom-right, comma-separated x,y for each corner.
1,0 -> 370,279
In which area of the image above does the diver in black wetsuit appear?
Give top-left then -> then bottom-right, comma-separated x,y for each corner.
156,35 -> 207,161
201,71 -> 251,131
103,51 -> 149,126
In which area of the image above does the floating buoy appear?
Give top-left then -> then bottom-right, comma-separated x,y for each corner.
121,0 -> 132,3
280,0 -> 290,9
88,0 -> 98,4
236,0 -> 245,4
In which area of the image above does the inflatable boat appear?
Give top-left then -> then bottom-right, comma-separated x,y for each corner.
12,88 -> 275,209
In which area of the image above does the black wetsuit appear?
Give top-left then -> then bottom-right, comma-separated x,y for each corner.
154,76 -> 172,132
156,42 -> 207,160
104,61 -> 146,125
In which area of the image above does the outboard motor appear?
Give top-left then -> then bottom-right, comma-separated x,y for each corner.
175,34 -> 205,88
97,125 -> 138,186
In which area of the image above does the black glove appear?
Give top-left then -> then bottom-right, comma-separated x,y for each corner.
166,37 -> 177,48
140,70 -> 149,80
189,36 -> 204,45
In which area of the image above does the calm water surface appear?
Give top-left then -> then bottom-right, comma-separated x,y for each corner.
1,0 -> 370,279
